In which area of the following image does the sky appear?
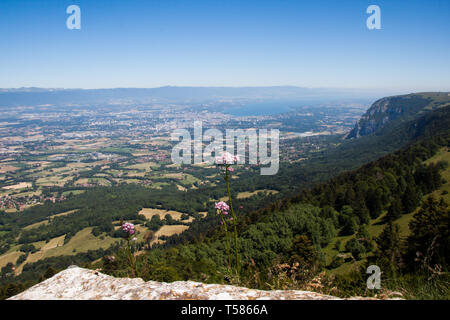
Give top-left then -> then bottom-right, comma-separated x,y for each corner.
0,0 -> 449,91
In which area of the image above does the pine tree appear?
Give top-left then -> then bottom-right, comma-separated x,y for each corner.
366,188 -> 383,219
386,197 -> 403,221
374,221 -> 403,276
402,183 -> 422,213
407,196 -> 449,269
289,235 -> 317,268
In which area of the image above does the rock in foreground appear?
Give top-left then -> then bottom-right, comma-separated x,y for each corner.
9,266 -> 342,300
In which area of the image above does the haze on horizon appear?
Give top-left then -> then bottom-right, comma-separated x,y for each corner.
0,0 -> 449,92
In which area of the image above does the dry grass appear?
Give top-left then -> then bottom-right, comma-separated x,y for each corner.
0,165 -> 19,173
45,228 -> 118,258
2,182 -> 32,190
42,235 -> 66,251
125,162 -> 157,171
236,189 -> 279,199
14,235 -> 66,273
23,220 -> 49,230
176,184 -> 187,191
0,251 -> 23,269
15,229 -> 119,274
138,208 -> 184,220
151,225 -> 189,245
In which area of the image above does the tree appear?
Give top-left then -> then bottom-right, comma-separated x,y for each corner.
385,197 -> 403,221
1,263 -> 14,277
402,184 -> 422,213
356,224 -> 374,252
345,238 -> 366,260
44,267 -> 57,279
406,197 -> 449,270
289,235 -> 317,268
146,263 -> 180,282
164,214 -> 175,225
373,221 -> 402,276
366,188 -> 383,219
339,215 -> 357,236
144,231 -> 154,249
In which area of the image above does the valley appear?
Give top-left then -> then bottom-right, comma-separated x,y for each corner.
0,91 -> 449,300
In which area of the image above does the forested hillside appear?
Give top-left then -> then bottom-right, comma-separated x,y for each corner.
102,105 -> 449,298
1,102 -> 449,299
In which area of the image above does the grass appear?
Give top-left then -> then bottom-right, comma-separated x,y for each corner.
13,228 -> 119,274
125,162 -> 158,171
62,190 -> 85,197
425,147 -> 450,203
45,227 -> 119,258
14,235 -> 67,273
124,171 -> 147,178
149,182 -> 170,189
160,173 -> 200,186
23,220 -> 49,230
0,251 -> 23,269
138,208 -> 185,221
2,182 -> 32,190
236,189 -> 279,199
151,225 -> 189,245
23,210 -> 78,230
36,175 -> 73,187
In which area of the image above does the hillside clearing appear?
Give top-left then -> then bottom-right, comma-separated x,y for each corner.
138,208 -> 185,221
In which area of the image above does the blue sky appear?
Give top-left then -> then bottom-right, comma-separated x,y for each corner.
0,0 -> 449,91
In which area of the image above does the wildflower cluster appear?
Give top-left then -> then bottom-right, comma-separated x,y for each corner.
215,201 -> 230,214
121,221 -> 137,277
215,152 -> 239,165
215,152 -> 240,275
121,222 -> 135,235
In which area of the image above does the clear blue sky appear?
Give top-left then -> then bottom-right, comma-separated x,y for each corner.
0,0 -> 449,91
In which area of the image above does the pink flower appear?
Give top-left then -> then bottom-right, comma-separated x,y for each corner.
215,201 -> 230,213
215,152 -> 239,165
122,222 -> 135,235
227,167 -> 234,172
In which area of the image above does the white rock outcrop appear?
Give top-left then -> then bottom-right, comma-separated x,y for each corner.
9,266 -> 343,300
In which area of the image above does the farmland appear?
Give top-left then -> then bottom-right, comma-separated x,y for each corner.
0,99 -> 366,286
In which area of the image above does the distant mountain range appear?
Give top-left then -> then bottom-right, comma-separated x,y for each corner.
0,86 -> 393,106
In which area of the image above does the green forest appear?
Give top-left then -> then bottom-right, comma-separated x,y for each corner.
1,101 -> 449,300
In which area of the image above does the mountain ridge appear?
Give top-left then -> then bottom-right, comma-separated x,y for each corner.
0,86 -> 390,106
346,92 -> 450,139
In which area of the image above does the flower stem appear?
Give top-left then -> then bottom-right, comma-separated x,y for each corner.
220,213 -> 232,271
225,166 -> 239,275
126,237 -> 136,277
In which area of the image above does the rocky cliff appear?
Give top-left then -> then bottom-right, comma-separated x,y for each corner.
346,92 -> 450,139
8,266 -> 346,300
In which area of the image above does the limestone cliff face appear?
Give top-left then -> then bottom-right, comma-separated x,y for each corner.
345,93 -> 447,139
9,266 -> 344,300
347,97 -> 399,139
